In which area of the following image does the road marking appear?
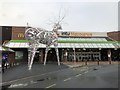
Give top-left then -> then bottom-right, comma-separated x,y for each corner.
84,71 -> 88,74
63,78 -> 71,82
75,74 -> 82,77
1,68 -> 71,85
45,83 -> 56,88
30,80 -> 37,84
1,65 -> 89,86
9,83 -> 28,88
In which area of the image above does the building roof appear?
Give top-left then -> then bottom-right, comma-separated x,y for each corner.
0,45 -> 14,52
4,37 -> 120,49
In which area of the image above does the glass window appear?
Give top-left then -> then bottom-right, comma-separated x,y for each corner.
92,44 -> 97,48
15,51 -> 24,60
88,43 -> 93,48
14,43 -> 20,47
9,43 -> 15,47
25,43 -> 29,47
79,44 -> 84,48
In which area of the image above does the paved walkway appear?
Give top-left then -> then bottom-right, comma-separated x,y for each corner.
1,62 -> 119,89
2,63 -> 68,82
2,61 -> 119,83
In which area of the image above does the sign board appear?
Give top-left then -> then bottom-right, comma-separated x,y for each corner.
70,32 -> 92,37
12,27 -> 25,40
59,31 -> 107,37
17,33 -> 25,38
59,31 -> 92,37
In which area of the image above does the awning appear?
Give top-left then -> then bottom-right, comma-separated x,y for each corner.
4,42 -> 116,49
0,45 -> 6,51
3,37 -> 119,49
0,45 -> 15,52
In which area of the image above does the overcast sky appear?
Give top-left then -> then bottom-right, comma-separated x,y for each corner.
0,0 -> 119,32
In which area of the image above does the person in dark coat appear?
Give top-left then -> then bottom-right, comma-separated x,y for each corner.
2,57 -> 5,73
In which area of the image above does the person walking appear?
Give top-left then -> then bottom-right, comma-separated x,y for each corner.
2,57 -> 5,73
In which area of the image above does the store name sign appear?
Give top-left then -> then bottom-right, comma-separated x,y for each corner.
61,32 -> 70,36
61,32 -> 92,37
17,33 -> 25,38
70,32 -> 92,37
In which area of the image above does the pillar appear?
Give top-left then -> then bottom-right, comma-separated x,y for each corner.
73,48 -> 76,62
64,49 -> 67,62
39,49 -> 44,63
108,49 -> 112,64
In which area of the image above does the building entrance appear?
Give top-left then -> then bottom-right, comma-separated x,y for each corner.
46,48 -> 57,62
68,51 -> 101,61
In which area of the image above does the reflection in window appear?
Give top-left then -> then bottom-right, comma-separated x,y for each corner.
15,51 -> 23,60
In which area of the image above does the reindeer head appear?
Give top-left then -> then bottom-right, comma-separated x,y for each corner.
52,13 -> 66,32
53,22 -> 62,32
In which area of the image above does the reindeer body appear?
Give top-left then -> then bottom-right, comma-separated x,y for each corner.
25,24 -> 61,70
38,31 -> 58,46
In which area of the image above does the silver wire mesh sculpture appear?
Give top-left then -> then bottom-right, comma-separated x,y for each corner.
25,21 -> 63,70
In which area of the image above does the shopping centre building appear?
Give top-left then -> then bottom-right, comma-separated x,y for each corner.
1,26 -> 120,64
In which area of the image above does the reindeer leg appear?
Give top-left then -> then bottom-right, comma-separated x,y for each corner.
28,49 -> 32,68
28,48 -> 37,70
44,46 -> 49,65
55,47 -> 60,65
28,51 -> 31,68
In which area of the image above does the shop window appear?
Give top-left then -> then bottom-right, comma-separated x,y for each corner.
15,51 -> 24,60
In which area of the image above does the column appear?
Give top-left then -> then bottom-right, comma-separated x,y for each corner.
64,49 -> 67,62
108,49 -> 112,64
39,49 -> 44,63
73,48 -> 76,62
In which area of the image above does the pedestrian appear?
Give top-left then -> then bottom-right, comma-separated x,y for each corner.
2,57 -> 5,73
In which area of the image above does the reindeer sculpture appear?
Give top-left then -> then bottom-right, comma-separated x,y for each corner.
25,16 -> 65,70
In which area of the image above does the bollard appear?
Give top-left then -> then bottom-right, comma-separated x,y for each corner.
85,60 -> 87,65
109,60 -> 112,64
97,60 -> 99,65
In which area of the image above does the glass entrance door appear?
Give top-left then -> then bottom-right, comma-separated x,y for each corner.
67,52 -> 101,62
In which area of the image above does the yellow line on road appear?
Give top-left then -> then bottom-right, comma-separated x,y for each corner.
45,83 -> 56,88
63,78 -> 71,82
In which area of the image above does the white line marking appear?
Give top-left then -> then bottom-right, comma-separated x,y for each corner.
75,74 -> 82,77
30,80 -> 37,84
8,83 -> 28,88
84,71 -> 88,74
1,65 -> 89,86
46,83 -> 56,88
63,78 -> 71,82
1,68 -> 71,85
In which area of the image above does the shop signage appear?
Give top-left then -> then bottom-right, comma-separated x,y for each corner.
17,33 -> 25,38
61,32 -> 70,36
70,32 -> 92,37
60,32 -> 92,37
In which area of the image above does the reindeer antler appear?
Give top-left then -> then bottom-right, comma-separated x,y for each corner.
58,8 -> 66,24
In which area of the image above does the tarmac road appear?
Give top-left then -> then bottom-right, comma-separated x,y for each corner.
1,62 -> 119,89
